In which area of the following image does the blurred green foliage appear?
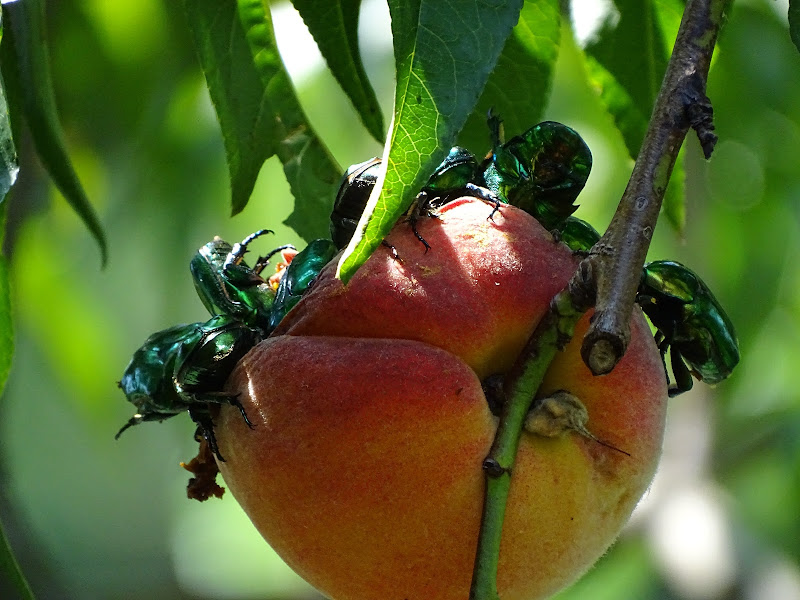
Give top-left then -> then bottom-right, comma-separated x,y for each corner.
0,0 -> 798,599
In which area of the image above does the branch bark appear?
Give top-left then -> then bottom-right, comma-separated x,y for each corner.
469,0 -> 730,597
581,0 -> 729,375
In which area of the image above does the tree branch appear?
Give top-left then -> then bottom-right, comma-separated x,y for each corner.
469,0 -> 730,597
581,0 -> 728,375
469,263 -> 595,600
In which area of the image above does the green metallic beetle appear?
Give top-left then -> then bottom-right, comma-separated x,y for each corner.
190,229 -> 294,328
118,231 -> 338,458
557,216 -> 601,254
483,119 -> 593,232
331,118 -> 594,253
331,149 -> 500,251
636,260 -> 740,397
191,230 -> 337,334
269,238 -> 338,330
330,158 -> 382,250
416,146 -> 498,209
116,314 -> 261,460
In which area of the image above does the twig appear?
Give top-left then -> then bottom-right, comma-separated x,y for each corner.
581,0 -> 728,375
469,264 -> 594,600
469,0 -> 730,597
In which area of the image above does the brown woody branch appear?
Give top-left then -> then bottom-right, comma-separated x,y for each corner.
471,2 -> 730,597
580,0 -> 728,375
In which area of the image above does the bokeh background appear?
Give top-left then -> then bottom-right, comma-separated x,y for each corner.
1,0 -> 799,598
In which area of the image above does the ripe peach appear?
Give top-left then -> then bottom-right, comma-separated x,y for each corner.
215,198 -> 668,600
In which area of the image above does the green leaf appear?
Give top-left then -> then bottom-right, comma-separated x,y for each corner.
4,0 -> 107,266
337,0 -> 524,283
662,146 -> 685,233
581,0 -> 669,156
459,0 -> 561,153
577,0 -> 687,234
236,0 -> 341,240
790,0 -> 800,54
187,0 -> 341,239
582,54 -> 648,159
0,12 -> 18,203
185,0 -> 279,217
0,195 -> 26,599
292,0 -> 385,142
0,515 -> 34,600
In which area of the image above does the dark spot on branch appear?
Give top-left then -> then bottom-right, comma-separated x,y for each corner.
683,72 -> 718,159
482,458 -> 509,478
688,101 -> 718,158
481,374 -> 505,417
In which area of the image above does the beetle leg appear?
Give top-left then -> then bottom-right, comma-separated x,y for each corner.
252,244 -> 296,276
410,223 -> 432,253
669,350 -> 694,397
225,229 -> 274,268
189,405 -> 224,462
653,331 -> 672,386
193,391 -> 255,430
228,395 -> 255,429
463,183 -> 503,221
406,192 -> 438,253
381,240 -> 402,262
223,229 -> 277,283
654,331 -> 666,352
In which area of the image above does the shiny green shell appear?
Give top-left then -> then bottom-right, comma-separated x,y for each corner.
190,230 -> 281,328
638,260 -> 740,394
484,121 -> 592,231
558,217 -> 600,253
117,314 -> 262,456
269,239 -> 338,330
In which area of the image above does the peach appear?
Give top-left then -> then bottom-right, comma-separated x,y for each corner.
215,198 -> 668,600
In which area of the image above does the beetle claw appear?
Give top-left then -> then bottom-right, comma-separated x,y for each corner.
252,244 -> 296,276
380,240 -> 402,262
